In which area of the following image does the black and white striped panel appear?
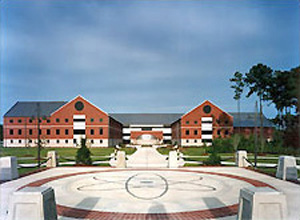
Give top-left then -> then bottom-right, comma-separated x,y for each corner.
73,115 -> 86,142
201,117 -> 213,143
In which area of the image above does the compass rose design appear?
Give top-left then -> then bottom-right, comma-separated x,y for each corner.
77,172 -> 217,200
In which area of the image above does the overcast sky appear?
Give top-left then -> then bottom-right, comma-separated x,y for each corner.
1,0 -> 299,122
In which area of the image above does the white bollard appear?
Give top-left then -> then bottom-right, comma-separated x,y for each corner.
276,156 -> 298,181
8,186 -> 57,220
235,150 -> 250,167
46,151 -> 58,168
237,187 -> 287,220
168,151 -> 178,168
116,151 -> 126,168
0,156 -> 19,181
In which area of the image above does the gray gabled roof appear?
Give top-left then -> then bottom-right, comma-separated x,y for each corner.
111,112 -> 274,128
109,113 -> 183,126
4,101 -> 67,117
229,112 -> 274,128
4,101 -> 274,128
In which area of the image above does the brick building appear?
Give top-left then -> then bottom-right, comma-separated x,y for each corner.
3,96 -> 274,147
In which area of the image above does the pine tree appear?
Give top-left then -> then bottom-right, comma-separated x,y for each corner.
76,139 -> 92,165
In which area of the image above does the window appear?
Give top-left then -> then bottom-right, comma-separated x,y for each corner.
47,119 -> 51,123
56,140 -> 60,144
56,129 -> 60,135
99,118 -> 103,122
56,118 -> 60,123
29,129 -> 33,135
39,129 -> 42,135
90,129 -> 94,135
217,130 -> 221,135
38,119 -> 42,123
74,130 -> 85,135
225,130 -> 229,135
29,140 -> 32,143
47,140 -> 50,143
75,101 -> 84,111
100,140 -> 103,144
18,129 -> 22,135
99,128 -> 103,135
91,118 -> 94,122
47,129 -> 51,135
73,118 -> 85,122
194,130 -> 198,135
9,119 -> 13,123
29,119 -> 33,123
10,129 -> 14,135
225,120 -> 229,125
65,140 -> 68,144
65,118 -> 69,123
73,139 -> 77,144
202,130 -> 213,134
186,121 -> 189,124
186,140 -> 189,143
203,105 -> 212,114
142,127 -> 152,131
91,140 -> 94,144
185,130 -> 190,135
19,140 -> 21,143
10,140 -> 13,143
194,121 -> 198,124
194,140 -> 197,143
65,129 -> 69,135
18,119 -> 22,123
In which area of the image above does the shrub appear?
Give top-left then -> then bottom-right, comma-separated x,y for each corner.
212,138 -> 235,153
204,145 -> 221,165
211,131 -> 299,156
76,139 -> 92,165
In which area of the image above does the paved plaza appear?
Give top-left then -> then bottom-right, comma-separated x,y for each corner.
1,167 -> 300,220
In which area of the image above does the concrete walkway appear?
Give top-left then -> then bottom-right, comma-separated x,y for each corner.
127,147 -> 168,168
1,167 -> 300,220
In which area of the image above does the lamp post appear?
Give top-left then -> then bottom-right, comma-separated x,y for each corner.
254,101 -> 258,168
36,103 -> 42,168
33,103 -> 48,167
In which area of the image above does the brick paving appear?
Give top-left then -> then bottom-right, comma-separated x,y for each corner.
18,168 -> 275,219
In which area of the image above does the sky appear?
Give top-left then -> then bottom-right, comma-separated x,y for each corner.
1,0 -> 299,122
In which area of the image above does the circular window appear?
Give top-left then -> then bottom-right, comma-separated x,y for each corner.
75,101 -> 84,111
203,105 -> 211,114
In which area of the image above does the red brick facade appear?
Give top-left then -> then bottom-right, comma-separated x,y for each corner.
3,96 -> 123,147
173,100 -> 233,146
234,127 -> 274,140
3,97 -> 274,147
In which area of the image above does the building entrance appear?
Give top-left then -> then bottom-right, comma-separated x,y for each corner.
130,131 -> 163,145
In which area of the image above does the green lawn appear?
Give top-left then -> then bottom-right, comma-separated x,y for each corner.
0,146 -> 136,158
156,147 -> 172,155
18,167 -> 46,176
255,167 -> 277,176
1,146 -> 299,177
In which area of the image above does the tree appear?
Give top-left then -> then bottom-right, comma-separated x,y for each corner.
244,63 -> 273,152
295,67 -> 300,149
230,71 -> 245,133
230,71 -> 245,150
268,66 -> 299,148
0,124 -> 3,141
76,139 -> 92,165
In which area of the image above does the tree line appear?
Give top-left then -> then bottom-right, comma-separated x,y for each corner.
230,64 -> 300,148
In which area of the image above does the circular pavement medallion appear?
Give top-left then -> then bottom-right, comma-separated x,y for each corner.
19,169 -> 275,219
125,173 -> 168,200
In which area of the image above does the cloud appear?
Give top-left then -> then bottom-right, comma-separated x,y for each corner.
1,0 -> 299,120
